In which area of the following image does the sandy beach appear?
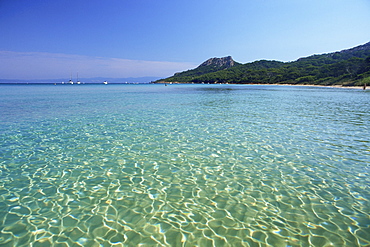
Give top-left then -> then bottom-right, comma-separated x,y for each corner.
156,81 -> 367,90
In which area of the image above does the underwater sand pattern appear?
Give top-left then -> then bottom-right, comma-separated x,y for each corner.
0,84 -> 369,246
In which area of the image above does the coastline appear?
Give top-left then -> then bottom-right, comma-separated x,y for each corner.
155,81 -> 366,90
269,84 -> 365,90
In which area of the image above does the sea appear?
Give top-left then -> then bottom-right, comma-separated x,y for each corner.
0,83 -> 369,246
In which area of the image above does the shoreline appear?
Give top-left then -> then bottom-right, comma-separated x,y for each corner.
268,84 -> 365,89
1,81 -> 366,90
156,81 -> 366,90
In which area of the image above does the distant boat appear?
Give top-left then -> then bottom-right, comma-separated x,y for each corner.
69,73 -> 73,84
76,72 -> 81,85
103,81 -> 108,84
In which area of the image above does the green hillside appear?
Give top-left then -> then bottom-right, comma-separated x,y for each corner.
158,42 -> 370,86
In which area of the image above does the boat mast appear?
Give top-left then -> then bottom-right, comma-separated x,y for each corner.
69,72 -> 73,84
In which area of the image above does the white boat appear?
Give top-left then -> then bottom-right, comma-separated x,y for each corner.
68,73 -> 73,84
103,81 -> 108,84
76,72 -> 81,84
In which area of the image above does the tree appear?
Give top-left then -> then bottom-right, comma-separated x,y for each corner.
362,76 -> 370,86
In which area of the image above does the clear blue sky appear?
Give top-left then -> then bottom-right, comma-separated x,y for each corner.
1,0 -> 369,80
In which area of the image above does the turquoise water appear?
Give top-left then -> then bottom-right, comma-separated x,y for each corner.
0,84 -> 369,246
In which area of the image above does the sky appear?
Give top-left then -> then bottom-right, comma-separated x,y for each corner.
0,0 -> 369,80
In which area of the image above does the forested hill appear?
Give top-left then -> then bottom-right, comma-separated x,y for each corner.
158,42 -> 370,86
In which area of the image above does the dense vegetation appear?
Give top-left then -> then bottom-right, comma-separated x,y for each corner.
159,42 -> 370,86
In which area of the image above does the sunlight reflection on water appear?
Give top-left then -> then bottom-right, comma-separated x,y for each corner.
0,84 -> 369,246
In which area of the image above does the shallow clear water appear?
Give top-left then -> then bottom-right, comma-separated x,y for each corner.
0,84 -> 369,246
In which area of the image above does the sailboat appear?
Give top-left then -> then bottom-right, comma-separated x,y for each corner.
68,73 -> 74,84
76,72 -> 81,85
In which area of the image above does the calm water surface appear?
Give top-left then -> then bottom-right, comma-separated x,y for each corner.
0,84 -> 369,246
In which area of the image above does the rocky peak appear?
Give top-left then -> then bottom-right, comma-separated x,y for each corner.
198,56 -> 236,68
